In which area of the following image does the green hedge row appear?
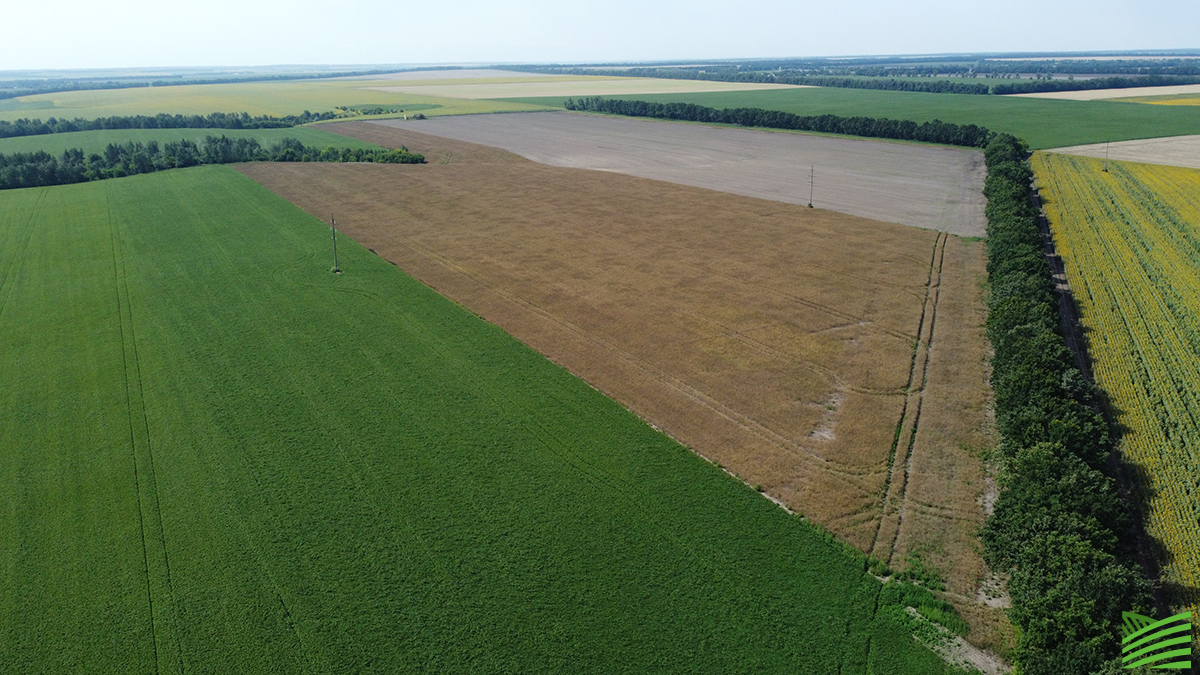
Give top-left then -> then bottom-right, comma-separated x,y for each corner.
978,134 -> 1150,674
564,97 -> 993,147
0,136 -> 423,190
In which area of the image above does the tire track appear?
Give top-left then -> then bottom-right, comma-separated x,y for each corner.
886,233 -> 947,566
105,187 -> 184,675
869,231 -> 946,563
0,189 -> 47,327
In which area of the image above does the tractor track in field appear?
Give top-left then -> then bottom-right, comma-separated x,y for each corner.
870,231 -> 948,565
0,189 -> 47,328
105,187 -> 184,675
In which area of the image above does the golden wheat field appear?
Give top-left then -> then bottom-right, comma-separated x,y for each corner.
1033,152 -> 1200,617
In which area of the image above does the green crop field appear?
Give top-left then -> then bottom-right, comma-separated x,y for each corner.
502,87 -> 1200,149
0,167 -> 960,674
0,79 -> 550,122
0,127 -> 382,156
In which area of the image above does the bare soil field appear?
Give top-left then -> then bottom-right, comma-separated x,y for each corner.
239,131 -> 999,644
1045,135 -> 1200,170
351,113 -> 986,235
364,79 -> 802,100
1012,83 -> 1200,100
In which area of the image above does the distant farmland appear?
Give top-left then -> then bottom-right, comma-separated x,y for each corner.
0,166 -> 961,673
1033,152 -> 1200,622
242,128 -> 1004,649
503,88 -> 1200,149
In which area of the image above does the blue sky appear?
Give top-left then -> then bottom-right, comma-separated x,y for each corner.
1,0 -> 1197,70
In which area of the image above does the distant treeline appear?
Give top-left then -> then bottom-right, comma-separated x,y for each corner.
553,68 -> 993,95
978,134 -> 1149,674
990,74 -> 1200,95
0,136 -> 423,190
563,97 -> 994,147
523,64 -> 1200,95
0,111 -> 341,140
0,80 -> 143,101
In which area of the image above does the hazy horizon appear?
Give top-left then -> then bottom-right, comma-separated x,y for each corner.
2,0 -> 1198,71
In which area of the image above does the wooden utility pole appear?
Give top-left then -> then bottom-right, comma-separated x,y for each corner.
808,165 -> 814,208
1103,141 -> 1110,173
331,217 -> 341,273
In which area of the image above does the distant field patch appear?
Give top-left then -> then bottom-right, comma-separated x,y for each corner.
0,166 -> 960,673
362,113 -> 986,234
503,88 -> 1200,149
0,127 -> 380,156
1044,135 -> 1200,170
1011,83 -> 1200,100
333,68 -> 562,81
0,79 -> 550,122
364,78 -> 803,99
1114,94 -> 1200,106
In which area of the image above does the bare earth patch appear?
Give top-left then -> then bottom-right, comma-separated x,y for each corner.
1043,135 -> 1200,170
347,113 -> 986,235
238,130 -> 1002,648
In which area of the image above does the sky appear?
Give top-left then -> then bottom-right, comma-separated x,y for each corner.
1,0 -> 1198,71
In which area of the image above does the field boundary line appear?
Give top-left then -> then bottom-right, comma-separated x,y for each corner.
105,186 -> 184,675
387,234 -> 887,496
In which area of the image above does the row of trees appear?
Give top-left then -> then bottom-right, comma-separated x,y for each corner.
524,62 -> 1200,95
978,134 -> 1149,674
991,73 -> 1200,95
0,111 -> 342,140
0,136 -> 423,190
0,80 -> 141,101
563,97 -> 994,147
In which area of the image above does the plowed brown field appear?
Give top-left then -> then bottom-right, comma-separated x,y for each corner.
239,128 -> 1005,648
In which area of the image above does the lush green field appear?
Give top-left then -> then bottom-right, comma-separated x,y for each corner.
0,127 -> 382,156
0,167 -> 958,673
0,79 -> 550,122
503,88 -> 1200,149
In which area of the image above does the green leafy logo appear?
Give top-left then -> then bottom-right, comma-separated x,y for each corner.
1121,611 -> 1193,670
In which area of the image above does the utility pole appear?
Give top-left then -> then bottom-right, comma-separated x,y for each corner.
331,217 -> 341,273
808,165 -> 814,208
1103,141 -> 1110,173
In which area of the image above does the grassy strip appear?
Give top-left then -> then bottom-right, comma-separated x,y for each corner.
0,167 -> 966,673
503,89 -> 1200,149
977,135 -> 1150,674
